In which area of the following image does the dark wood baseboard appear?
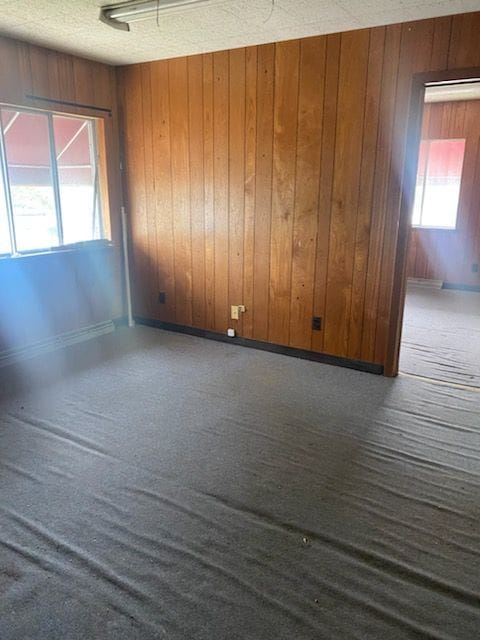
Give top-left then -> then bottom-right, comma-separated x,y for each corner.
135,317 -> 384,375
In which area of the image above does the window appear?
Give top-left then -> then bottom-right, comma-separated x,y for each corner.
0,106 -> 106,256
412,138 -> 466,229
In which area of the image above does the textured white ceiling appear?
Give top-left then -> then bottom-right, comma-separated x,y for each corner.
0,0 -> 479,66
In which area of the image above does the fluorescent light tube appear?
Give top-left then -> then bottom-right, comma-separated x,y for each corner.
100,0 -> 209,31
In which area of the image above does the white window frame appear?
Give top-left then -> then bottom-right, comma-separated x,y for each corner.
412,137 -> 466,231
0,104 -> 105,257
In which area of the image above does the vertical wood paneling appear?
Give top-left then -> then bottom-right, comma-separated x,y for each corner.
253,44 -> 275,342
119,11 -> 480,370
268,41 -> 300,346
430,16 -> 452,69
169,57 -> 193,326
47,51 -> 75,103
203,54 -> 215,331
289,37 -> 325,350
228,49 -> 246,334
347,27 -> 385,360
150,61 -> 176,322
324,30 -> 369,357
122,66 -> 149,316
311,33 -> 340,354
242,47 -> 258,339
361,25 -> 401,363
188,56 -> 206,328
0,38 -> 28,104
212,52 -> 229,332
141,64 -> 158,319
72,56 -> 94,105
448,13 -> 480,68
29,45 -> 50,97
92,64 -> 112,109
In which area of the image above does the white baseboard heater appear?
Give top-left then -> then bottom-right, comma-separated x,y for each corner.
407,277 -> 443,289
0,320 -> 115,369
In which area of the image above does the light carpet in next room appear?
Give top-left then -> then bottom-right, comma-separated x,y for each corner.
400,286 -> 480,387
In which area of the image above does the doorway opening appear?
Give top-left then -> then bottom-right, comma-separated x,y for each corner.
387,71 -> 480,386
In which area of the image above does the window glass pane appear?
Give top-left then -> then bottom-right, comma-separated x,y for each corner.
421,139 -> 465,228
1,109 -> 59,252
412,138 -> 465,229
53,115 -> 102,245
0,165 -> 11,255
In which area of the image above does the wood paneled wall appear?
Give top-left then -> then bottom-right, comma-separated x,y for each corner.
407,100 -> 480,285
118,12 -> 480,367
0,35 -> 123,352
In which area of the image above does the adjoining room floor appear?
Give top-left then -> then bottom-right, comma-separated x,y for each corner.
1,327 -> 480,639
400,286 -> 480,387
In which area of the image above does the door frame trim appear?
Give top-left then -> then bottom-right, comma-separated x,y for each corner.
384,66 -> 480,377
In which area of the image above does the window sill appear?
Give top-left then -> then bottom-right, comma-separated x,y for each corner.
0,239 -> 114,262
412,226 -> 457,232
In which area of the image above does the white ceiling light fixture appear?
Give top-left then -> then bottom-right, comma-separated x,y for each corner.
100,0 -> 211,31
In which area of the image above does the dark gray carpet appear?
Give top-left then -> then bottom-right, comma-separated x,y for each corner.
400,286 -> 480,387
1,327 -> 480,639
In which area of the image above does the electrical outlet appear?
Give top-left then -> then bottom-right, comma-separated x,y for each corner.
158,292 -> 166,304
312,316 -> 322,331
231,305 -> 246,320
